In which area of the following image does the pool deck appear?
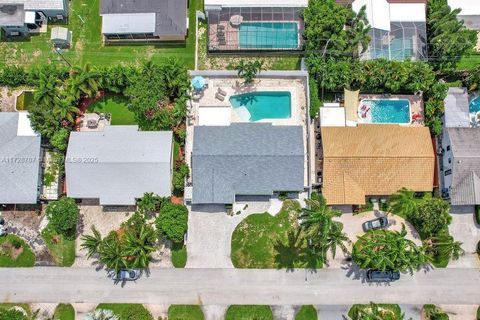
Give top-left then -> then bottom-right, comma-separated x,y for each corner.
356,94 -> 424,126
186,75 -> 310,187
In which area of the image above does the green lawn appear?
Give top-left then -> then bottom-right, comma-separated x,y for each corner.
168,305 -> 204,320
225,305 -> 273,320
97,304 -> 153,320
295,305 -> 317,320
0,234 -> 35,267
41,228 -> 76,267
458,53 -> 480,71
0,0 -> 203,68
87,96 -> 136,125
54,304 -> 75,320
349,304 -> 403,320
171,242 -> 187,268
231,200 -> 319,269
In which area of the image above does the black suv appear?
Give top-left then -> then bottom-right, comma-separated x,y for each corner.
366,269 -> 400,282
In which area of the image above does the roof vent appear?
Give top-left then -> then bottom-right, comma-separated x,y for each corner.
0,5 -> 18,15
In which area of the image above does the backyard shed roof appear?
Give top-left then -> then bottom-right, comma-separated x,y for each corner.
0,0 -> 65,11
66,126 -> 173,206
444,87 -> 470,128
446,127 -> 480,205
100,0 -> 187,36
321,125 -> 435,205
192,123 -> 304,204
0,112 -> 41,204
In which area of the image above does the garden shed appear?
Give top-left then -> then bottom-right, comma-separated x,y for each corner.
50,26 -> 72,48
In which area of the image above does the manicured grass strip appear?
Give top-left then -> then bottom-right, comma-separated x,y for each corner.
171,242 -> 187,268
168,305 -> 204,320
231,201 -> 319,269
295,305 -> 318,320
54,304 -> 75,320
97,304 -> 153,320
41,228 -> 76,267
87,96 -> 136,125
349,304 -> 403,320
0,235 -> 35,267
225,305 -> 273,320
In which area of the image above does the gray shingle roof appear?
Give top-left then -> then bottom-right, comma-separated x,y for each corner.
0,0 -> 64,11
100,0 -> 187,36
444,87 -> 470,128
447,127 -> 480,205
66,126 -> 173,206
0,113 -> 41,204
192,123 -> 304,204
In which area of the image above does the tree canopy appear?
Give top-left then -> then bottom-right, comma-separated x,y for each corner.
46,197 -> 79,239
155,202 -> 189,243
408,197 -> 451,239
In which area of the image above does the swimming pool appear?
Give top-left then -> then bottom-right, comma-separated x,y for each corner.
238,22 -> 299,50
470,96 -> 480,114
230,91 -> 291,122
359,99 -> 410,124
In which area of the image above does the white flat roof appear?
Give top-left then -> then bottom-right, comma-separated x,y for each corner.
448,0 -> 480,16
320,107 -> 346,127
101,13 -> 156,34
205,0 -> 307,8
24,11 -> 35,24
390,3 -> 426,22
198,106 -> 231,126
17,112 -> 38,137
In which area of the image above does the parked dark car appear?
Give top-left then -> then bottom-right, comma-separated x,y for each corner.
366,269 -> 400,282
362,217 -> 388,232
112,269 -> 140,281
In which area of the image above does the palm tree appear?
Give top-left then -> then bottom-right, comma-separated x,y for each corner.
53,95 -> 80,124
346,5 -> 371,58
388,188 -> 417,218
428,234 -> 464,261
235,59 -> 264,85
68,64 -> 100,100
34,73 -> 59,107
123,225 -> 156,269
98,232 -> 126,271
300,193 -> 350,265
81,226 -> 103,259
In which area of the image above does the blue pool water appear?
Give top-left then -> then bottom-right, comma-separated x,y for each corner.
230,91 -> 291,122
361,99 -> 410,123
239,22 -> 299,49
470,96 -> 480,113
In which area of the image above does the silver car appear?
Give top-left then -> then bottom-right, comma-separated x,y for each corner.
112,269 -> 140,281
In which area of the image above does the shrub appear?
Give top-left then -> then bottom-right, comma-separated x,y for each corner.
155,202 -> 188,243
424,304 -> 449,320
172,161 -> 189,196
10,238 -> 22,249
0,65 -> 27,87
50,128 -> 70,152
46,197 -> 79,239
408,197 -> 451,239
309,77 -> 320,119
0,308 -> 27,320
475,205 -> 480,225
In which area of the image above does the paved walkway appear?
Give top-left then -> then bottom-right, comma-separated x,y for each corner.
317,305 -> 349,320
440,304 -> 478,320
1,267 -> 480,305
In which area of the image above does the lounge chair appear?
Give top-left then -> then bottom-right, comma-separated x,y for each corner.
217,25 -> 225,31
217,88 -> 227,96
215,92 -> 225,101
219,39 -> 226,46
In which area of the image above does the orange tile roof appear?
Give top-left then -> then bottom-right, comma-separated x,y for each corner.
321,125 -> 435,205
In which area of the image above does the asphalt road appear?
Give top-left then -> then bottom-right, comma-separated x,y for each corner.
1,267 -> 479,305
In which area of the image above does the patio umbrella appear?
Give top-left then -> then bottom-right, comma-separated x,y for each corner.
191,76 -> 206,90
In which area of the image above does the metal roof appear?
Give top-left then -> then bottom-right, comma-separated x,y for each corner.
444,87 -> 470,128
66,126 -> 173,206
0,0 -> 65,11
100,0 -> 187,36
447,127 -> 480,205
0,113 -> 41,204
191,123 -> 304,204
101,13 -> 156,34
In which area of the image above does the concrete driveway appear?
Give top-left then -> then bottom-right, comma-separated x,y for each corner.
186,201 -> 272,268
448,207 -> 480,268
327,211 -> 421,268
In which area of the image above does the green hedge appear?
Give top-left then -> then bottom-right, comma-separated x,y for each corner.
54,304 -> 75,320
309,77 -> 320,119
295,305 -> 317,320
225,305 -> 273,320
97,304 -> 153,320
168,305 -> 204,320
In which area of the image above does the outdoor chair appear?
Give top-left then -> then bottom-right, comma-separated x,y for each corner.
215,92 -> 225,101
219,39 -> 226,46
217,25 -> 225,31
217,88 -> 227,96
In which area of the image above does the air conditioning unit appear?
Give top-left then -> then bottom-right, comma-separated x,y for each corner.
56,15 -> 63,20
10,31 -> 19,36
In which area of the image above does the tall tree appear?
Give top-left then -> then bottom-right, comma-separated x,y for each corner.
346,6 -> 371,58
81,226 -> 103,259
388,188 -> 417,218
427,0 -> 477,74
123,224 -> 156,269
300,193 -> 350,265
67,64 -> 100,100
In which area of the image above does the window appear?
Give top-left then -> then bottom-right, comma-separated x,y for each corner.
445,169 -> 452,176
446,145 -> 450,151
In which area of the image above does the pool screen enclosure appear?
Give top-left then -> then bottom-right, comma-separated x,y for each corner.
207,7 -> 305,52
